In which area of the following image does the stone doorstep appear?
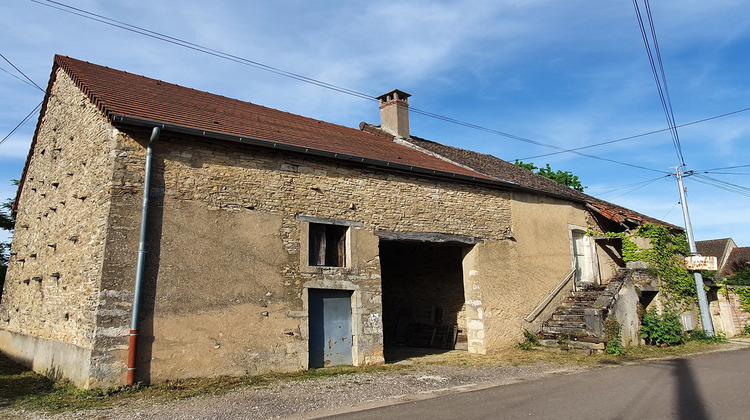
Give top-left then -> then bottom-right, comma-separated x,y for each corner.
539,339 -> 606,354
544,320 -> 586,328
541,326 -> 588,335
570,290 -> 602,297
555,308 -> 587,315
551,314 -> 585,322
559,302 -> 598,309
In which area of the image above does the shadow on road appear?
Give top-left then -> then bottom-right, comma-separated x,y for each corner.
670,357 -> 708,420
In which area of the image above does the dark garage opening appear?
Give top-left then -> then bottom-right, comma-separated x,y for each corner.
380,240 -> 468,362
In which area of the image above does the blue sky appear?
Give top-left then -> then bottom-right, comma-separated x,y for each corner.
1,0 -> 749,246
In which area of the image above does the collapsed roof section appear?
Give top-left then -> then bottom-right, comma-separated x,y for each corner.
362,125 -> 680,231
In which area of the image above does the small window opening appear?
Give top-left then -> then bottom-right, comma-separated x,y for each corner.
309,223 -> 347,267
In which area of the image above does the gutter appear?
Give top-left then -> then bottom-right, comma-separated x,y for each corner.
110,115 -> 588,204
127,126 -> 160,386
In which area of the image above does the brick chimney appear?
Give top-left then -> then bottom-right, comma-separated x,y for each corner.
376,89 -> 411,138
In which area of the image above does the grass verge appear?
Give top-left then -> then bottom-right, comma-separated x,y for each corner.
0,356 -> 399,414
0,339 -> 744,414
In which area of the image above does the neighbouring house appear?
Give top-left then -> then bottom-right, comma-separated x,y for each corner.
1,56 -> 681,388
718,247 -> 750,279
697,238 -> 750,336
697,238 -> 738,274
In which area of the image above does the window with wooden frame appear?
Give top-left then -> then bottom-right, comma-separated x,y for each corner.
308,223 -> 348,267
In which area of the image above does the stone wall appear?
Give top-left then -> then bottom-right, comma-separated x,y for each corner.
726,288 -> 750,334
2,67 -> 607,387
91,125 -> 514,384
710,287 -> 750,337
0,69 -> 119,386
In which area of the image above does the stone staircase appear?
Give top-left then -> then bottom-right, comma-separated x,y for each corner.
539,285 -> 608,353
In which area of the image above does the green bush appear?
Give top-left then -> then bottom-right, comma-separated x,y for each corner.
687,330 -> 726,343
522,329 -> 540,346
640,307 -> 684,346
516,341 -> 532,351
516,329 -> 540,351
604,316 -> 625,355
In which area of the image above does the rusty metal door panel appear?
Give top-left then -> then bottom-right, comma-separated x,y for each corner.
309,289 -> 353,368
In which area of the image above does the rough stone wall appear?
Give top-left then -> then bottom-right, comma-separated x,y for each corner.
727,289 -> 750,333
0,69 -> 118,386
93,129 -> 513,384
711,288 -> 750,336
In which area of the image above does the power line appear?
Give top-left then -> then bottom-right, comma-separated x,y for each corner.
587,175 -> 668,193
695,164 -> 750,172
703,172 -> 750,176
1,66 -> 42,91
691,173 -> 750,198
661,201 -> 680,220
598,176 -> 666,200
32,0 -> 376,102
0,53 -> 45,92
632,0 -> 685,166
518,105 -> 750,160
0,101 -> 43,147
32,0 -> 669,175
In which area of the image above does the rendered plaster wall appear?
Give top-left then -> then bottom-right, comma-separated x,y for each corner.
96,129 -> 513,384
0,69 -> 118,387
479,191 -> 589,348
609,276 -> 640,346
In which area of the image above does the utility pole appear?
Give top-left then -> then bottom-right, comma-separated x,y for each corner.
674,166 -> 715,337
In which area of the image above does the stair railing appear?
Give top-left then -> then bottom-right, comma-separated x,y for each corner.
524,269 -> 576,322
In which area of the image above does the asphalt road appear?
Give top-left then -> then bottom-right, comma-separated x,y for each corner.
325,348 -> 750,420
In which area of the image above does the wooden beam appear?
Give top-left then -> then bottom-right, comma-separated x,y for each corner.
375,230 -> 483,245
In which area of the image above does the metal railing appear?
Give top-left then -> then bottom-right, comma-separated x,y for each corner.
524,269 -> 576,322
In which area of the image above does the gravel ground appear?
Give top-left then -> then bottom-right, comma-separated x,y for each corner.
2,357 -> 584,420
5,341 -> 749,419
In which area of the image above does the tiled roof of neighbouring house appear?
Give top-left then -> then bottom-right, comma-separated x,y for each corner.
719,247 -> 750,278
51,55 -> 497,183
696,238 -> 735,260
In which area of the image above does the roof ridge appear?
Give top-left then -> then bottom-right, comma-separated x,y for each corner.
398,133 -> 680,229
45,55 -> 500,185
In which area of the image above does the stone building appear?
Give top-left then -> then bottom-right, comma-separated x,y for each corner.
1,56 -> 676,388
697,238 -> 750,336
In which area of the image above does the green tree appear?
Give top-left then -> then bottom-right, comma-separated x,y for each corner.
514,160 -> 586,192
1,180 -> 18,291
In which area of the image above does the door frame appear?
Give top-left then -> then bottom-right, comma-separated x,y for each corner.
301,285 -> 361,369
569,227 -> 601,287
307,288 -> 354,368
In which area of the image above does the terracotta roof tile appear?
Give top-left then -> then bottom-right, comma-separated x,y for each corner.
719,247 -> 750,278
394,132 -> 680,229
696,238 -> 736,260
52,55 -> 494,182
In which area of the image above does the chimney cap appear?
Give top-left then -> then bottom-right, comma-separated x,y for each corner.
376,89 -> 411,104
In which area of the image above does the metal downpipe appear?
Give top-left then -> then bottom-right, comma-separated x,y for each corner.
127,126 -> 161,385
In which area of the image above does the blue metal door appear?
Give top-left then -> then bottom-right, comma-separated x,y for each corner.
309,289 -> 353,368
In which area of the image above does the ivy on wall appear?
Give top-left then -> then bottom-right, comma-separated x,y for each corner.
734,288 -> 750,312
717,267 -> 750,313
590,223 -> 695,305
719,285 -> 750,313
